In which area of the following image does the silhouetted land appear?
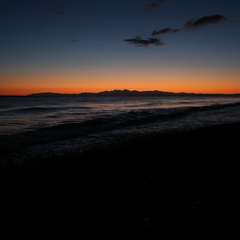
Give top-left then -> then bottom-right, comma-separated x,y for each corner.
1,122 -> 240,238
6,89 -> 240,97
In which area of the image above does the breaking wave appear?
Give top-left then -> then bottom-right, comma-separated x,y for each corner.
1,100 -> 240,155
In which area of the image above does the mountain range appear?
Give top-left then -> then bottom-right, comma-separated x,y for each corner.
25,89 -> 240,97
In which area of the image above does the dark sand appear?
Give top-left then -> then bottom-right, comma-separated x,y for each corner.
1,123 -> 240,239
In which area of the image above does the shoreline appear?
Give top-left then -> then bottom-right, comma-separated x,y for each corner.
1,122 -> 240,238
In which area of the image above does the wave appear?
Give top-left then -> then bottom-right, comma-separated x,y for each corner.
0,106 -> 92,115
0,107 -> 57,115
1,101 -> 240,155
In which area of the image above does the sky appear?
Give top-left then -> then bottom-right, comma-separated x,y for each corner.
0,0 -> 240,95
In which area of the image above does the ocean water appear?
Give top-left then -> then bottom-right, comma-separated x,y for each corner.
1,96 -> 240,164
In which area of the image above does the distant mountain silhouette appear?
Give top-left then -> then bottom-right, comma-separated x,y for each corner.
25,89 -> 240,97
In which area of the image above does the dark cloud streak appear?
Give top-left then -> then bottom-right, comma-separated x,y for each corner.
71,39 -> 80,43
123,37 -> 165,48
151,14 -> 227,36
152,27 -> 179,36
143,0 -> 165,11
124,14 -> 228,48
184,15 -> 227,29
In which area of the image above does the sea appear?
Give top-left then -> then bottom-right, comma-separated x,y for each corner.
1,96 -> 240,165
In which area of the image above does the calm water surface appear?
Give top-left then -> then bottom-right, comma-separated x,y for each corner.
1,96 -> 240,164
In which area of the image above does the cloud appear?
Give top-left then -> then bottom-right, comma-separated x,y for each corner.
184,14 -> 227,29
125,14 -> 227,48
151,14 -> 227,36
48,1 -> 75,16
152,27 -> 179,36
71,39 -> 80,43
123,36 -> 165,48
144,3 -> 159,11
143,0 -> 165,11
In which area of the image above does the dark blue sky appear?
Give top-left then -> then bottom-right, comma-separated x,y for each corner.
1,0 -> 240,95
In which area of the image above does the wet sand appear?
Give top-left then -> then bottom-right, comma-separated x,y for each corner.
1,123 -> 240,239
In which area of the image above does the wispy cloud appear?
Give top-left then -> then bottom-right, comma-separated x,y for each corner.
151,14 -> 228,36
123,36 -> 165,48
48,1 -> 75,16
184,15 -> 227,30
143,0 -> 165,11
71,39 -> 80,43
152,27 -> 179,36
125,14 -> 228,48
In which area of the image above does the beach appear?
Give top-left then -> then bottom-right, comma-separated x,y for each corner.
2,0 -> 240,237
1,122 -> 240,238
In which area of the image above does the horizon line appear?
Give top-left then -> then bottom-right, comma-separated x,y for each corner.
1,89 -> 240,96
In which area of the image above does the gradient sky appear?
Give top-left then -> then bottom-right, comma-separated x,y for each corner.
1,0 -> 240,95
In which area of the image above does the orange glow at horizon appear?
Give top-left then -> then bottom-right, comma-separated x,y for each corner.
1,70 -> 240,95
2,86 -> 240,96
